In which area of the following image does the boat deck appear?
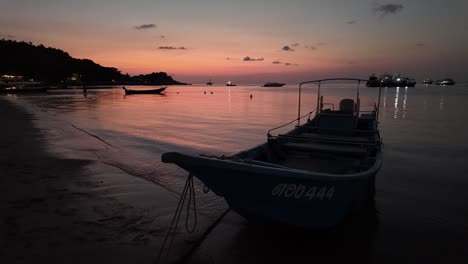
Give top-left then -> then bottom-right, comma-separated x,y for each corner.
283,142 -> 367,155
277,152 -> 362,174
269,130 -> 377,174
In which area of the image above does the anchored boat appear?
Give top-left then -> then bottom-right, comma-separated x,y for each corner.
162,78 -> 383,229
0,81 -> 48,94
435,78 -> 455,86
366,73 -> 416,87
122,86 -> 167,95
263,82 -> 286,87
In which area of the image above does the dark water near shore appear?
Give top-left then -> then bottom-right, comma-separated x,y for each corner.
5,83 -> 468,262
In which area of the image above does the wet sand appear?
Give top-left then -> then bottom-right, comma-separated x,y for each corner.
0,98 -> 215,263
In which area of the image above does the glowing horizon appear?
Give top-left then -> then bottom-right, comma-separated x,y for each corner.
1,0 -> 468,83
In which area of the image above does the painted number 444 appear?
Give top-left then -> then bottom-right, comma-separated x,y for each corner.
271,184 -> 334,200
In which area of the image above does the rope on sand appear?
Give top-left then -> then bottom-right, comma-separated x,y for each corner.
155,173 -> 230,264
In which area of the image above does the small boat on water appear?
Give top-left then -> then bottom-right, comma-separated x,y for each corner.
435,78 -> 455,86
263,82 -> 285,87
206,80 -> 213,85
122,86 -> 167,95
423,78 -> 433,85
366,73 -> 416,87
162,78 -> 383,229
0,81 -> 48,94
225,81 -> 237,86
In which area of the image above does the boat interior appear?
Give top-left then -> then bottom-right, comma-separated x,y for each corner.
240,79 -> 382,175
274,98 -> 379,174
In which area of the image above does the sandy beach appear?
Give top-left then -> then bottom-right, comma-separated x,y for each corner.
0,97 -> 218,264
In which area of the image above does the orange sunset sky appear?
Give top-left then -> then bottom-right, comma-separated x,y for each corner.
1,0 -> 467,84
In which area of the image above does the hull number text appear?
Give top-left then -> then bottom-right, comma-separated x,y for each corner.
271,184 -> 335,200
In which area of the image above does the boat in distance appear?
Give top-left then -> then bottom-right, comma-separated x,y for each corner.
122,86 -> 167,95
366,73 -> 416,87
0,81 -> 48,93
162,78 -> 383,229
263,82 -> 286,87
435,78 -> 455,85
0,86 -> 48,94
225,81 -> 237,86
423,78 -> 433,85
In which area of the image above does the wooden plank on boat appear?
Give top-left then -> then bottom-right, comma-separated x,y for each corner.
283,142 -> 367,155
298,132 -> 370,143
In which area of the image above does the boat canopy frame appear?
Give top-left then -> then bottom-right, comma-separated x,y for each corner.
268,78 -> 383,137
299,78 -> 382,124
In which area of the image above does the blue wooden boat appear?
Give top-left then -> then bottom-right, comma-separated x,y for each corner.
162,78 -> 383,229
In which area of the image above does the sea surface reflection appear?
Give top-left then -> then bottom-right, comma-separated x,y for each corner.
8,82 -> 468,263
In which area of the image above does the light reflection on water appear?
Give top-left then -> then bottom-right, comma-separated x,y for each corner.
14,83 -> 467,168
9,83 -> 468,227
6,82 -> 468,263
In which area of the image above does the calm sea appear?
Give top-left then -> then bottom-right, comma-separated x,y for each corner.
6,82 -> 468,262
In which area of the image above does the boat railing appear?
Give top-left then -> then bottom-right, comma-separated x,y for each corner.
321,103 -> 335,111
267,109 -> 316,138
297,78 -> 383,123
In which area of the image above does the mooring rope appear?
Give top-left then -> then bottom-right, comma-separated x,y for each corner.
155,173 -> 231,264
175,207 -> 230,264
155,173 -> 198,263
185,175 -> 197,234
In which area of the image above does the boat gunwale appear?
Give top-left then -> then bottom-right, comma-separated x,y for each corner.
161,150 -> 383,182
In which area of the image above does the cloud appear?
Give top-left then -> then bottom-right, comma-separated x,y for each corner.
291,43 -> 300,47
243,56 -> 264,61
134,24 -> 156,30
374,3 -> 403,17
305,42 -> 323,50
305,45 -> 317,50
158,46 -> 187,50
272,61 -> 282,64
416,42 -> 425,47
282,46 -> 294,51
347,20 -> 357,24
226,57 -> 231,60
0,33 -> 15,38
160,35 -> 166,39
285,63 -> 299,66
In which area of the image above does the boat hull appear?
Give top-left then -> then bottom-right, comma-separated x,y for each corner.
123,87 -> 166,94
0,87 -> 48,93
263,83 -> 285,87
161,151 -> 381,229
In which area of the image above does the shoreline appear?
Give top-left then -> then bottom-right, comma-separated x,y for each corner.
0,97 -> 210,263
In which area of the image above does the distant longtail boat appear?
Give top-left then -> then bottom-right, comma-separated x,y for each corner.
122,86 -> 167,95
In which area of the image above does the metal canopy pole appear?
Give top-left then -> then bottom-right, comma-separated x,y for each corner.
297,83 -> 302,126
317,81 -> 321,115
377,82 -> 382,121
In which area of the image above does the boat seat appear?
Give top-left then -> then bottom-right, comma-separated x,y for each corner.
298,132 -> 370,143
317,112 -> 356,134
283,142 -> 367,156
339,98 -> 355,114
